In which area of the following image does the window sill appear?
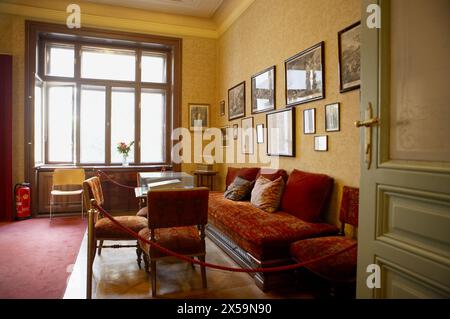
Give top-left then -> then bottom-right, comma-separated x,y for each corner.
35,164 -> 173,173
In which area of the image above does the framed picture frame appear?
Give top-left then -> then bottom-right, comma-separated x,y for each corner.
303,108 -> 316,134
338,22 -> 361,93
220,126 -> 229,147
220,100 -> 225,116
314,135 -> 328,152
256,123 -> 264,144
266,108 -> 295,157
188,103 -> 209,131
241,117 -> 254,154
228,81 -> 246,121
232,123 -> 238,140
251,66 -> 276,114
325,103 -> 340,132
285,42 -> 325,107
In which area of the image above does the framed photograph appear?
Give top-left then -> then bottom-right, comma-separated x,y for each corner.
220,127 -> 229,147
266,108 -> 295,157
251,66 -> 276,114
314,135 -> 328,152
256,124 -> 264,144
325,103 -> 340,132
189,103 -> 209,131
232,123 -> 238,140
303,108 -> 316,134
241,117 -> 254,154
228,81 -> 246,121
220,100 -> 225,116
285,42 -> 325,106
338,22 -> 361,92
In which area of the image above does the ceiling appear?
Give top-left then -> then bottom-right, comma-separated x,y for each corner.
85,0 -> 224,18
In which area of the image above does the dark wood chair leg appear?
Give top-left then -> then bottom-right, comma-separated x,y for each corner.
97,240 -> 104,256
136,245 -> 142,269
143,253 -> 150,273
199,255 -> 207,289
151,260 -> 157,296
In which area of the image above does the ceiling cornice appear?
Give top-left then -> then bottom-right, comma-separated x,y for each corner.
0,0 -> 254,39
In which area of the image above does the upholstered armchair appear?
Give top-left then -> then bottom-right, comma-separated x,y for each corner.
83,176 -> 148,299
137,187 -> 209,297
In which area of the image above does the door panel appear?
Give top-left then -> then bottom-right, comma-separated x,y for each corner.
357,0 -> 450,298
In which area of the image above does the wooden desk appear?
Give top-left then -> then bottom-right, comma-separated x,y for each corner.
193,170 -> 218,191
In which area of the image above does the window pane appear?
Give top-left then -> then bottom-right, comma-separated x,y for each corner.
111,88 -> 135,163
141,52 -> 166,83
46,44 -> 74,77
80,86 -> 106,163
34,83 -> 43,164
48,86 -> 74,162
141,91 -> 165,163
81,47 -> 136,81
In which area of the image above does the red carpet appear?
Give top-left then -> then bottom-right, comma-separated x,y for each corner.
0,217 -> 86,299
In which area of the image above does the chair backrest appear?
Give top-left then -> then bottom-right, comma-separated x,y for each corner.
147,187 -> 209,229
339,186 -> 359,230
83,176 -> 105,208
53,168 -> 85,186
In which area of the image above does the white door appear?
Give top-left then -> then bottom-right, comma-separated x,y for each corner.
357,0 -> 450,298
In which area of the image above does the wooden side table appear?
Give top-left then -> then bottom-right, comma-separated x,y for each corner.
193,170 -> 218,191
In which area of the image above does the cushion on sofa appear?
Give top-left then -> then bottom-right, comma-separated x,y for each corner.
225,167 -> 260,188
281,169 -> 334,222
256,168 -> 288,183
250,176 -> 285,213
208,192 -> 339,260
224,176 -> 254,201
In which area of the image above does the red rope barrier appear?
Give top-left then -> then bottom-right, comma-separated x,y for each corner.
93,203 -> 357,274
96,170 -> 136,190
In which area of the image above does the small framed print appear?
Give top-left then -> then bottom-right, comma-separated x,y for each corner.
189,103 -> 209,131
314,135 -> 328,152
251,66 -> 276,114
303,108 -> 316,134
228,81 -> 246,121
241,117 -> 254,154
220,127 -> 230,147
232,124 -> 238,140
220,100 -> 225,116
325,103 -> 340,132
256,124 -> 264,144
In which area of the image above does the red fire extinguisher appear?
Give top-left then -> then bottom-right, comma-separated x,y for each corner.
15,183 -> 31,220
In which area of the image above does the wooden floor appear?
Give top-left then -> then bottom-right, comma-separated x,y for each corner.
64,232 -> 315,299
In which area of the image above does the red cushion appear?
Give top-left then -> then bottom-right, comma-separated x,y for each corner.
290,236 -> 357,281
256,168 -> 288,183
225,167 -> 260,188
281,169 -> 333,222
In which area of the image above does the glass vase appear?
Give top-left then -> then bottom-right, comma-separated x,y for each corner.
122,154 -> 129,166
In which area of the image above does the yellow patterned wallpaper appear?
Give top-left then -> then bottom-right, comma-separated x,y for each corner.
213,0 -> 361,224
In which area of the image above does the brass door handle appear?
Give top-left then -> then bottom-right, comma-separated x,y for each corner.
355,118 -> 379,127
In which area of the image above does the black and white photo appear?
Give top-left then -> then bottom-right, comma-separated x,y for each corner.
325,103 -> 340,132
256,123 -> 264,144
241,117 -> 254,154
285,42 -> 325,106
314,135 -> 328,152
232,123 -> 238,140
266,108 -> 295,157
303,108 -> 316,134
188,103 -> 209,131
228,81 -> 246,120
251,66 -> 276,114
338,22 -> 361,92
220,126 -> 229,147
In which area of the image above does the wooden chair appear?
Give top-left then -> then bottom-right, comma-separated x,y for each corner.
50,168 -> 85,220
290,186 -> 359,297
83,176 -> 148,299
137,187 -> 209,297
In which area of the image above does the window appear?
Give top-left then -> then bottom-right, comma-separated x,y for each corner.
35,36 -> 174,166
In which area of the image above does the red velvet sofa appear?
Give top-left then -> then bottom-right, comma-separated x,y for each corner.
206,167 -> 339,291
